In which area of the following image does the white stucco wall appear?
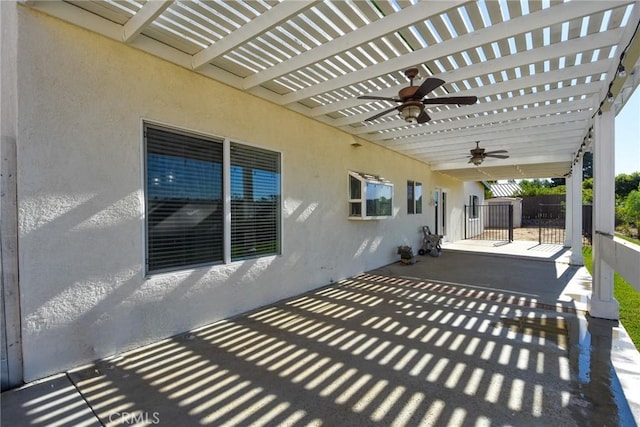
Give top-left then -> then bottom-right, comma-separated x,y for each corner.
13,6 -> 464,382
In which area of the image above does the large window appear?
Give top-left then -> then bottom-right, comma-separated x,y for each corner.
145,124 -> 281,274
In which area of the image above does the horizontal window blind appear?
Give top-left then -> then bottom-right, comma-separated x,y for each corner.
230,143 -> 281,261
146,126 -> 223,273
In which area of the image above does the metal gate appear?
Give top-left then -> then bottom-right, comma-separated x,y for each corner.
537,203 -> 566,244
465,204 -> 513,243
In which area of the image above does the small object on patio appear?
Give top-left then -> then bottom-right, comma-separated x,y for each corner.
418,226 -> 442,257
397,245 -> 415,264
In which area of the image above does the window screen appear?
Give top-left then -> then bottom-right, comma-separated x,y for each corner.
145,126 -> 223,273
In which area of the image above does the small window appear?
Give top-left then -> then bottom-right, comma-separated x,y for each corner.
408,181 -> 423,214
470,195 -> 479,219
349,171 -> 393,219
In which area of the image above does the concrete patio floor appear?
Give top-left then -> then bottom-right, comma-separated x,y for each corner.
3,243 -> 640,427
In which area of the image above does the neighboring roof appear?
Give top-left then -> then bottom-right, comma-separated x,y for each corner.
22,1 -> 640,181
483,181 -> 522,198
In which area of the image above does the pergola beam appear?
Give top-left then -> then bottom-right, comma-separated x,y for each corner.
122,1 -> 172,43
192,1 -> 319,70
433,154 -> 573,171
402,128 -> 586,158
422,137 -> 584,166
386,122 -> 589,156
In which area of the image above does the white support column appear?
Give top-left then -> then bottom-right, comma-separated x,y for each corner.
570,158 -> 584,265
564,175 -> 573,247
588,109 -> 619,320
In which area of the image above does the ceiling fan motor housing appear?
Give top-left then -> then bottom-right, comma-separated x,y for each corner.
398,86 -> 419,100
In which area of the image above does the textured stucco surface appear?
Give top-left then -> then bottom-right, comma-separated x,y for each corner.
13,6 -> 466,382
1,0 -> 23,390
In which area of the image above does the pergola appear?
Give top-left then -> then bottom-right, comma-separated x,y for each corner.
22,0 -> 640,180
21,0 -> 640,319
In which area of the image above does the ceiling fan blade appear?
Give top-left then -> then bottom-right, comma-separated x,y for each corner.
416,109 -> 431,124
422,96 -> 478,105
358,95 -> 401,102
486,154 -> 510,159
364,106 -> 399,122
484,150 -> 508,155
414,77 -> 445,99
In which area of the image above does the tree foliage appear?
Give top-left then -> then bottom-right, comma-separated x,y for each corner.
515,179 -> 565,197
615,172 -> 640,199
515,172 -> 639,237
624,189 -> 640,231
582,178 -> 593,204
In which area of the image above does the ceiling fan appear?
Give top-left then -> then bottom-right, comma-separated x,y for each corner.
357,67 -> 478,124
468,141 -> 509,166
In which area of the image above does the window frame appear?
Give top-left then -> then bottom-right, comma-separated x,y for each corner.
348,171 -> 393,220
229,141 -> 282,261
469,195 -> 480,219
407,181 -> 423,215
143,122 -> 282,275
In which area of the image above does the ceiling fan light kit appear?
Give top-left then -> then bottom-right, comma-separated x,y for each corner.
400,101 -> 422,123
470,157 -> 484,166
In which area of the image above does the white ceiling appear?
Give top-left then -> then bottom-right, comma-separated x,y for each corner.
23,0 -> 640,181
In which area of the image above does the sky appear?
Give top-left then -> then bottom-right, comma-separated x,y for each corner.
615,86 -> 640,176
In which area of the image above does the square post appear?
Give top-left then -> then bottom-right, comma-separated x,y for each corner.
588,109 -> 619,320
570,158 -> 584,265
564,175 -> 573,247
